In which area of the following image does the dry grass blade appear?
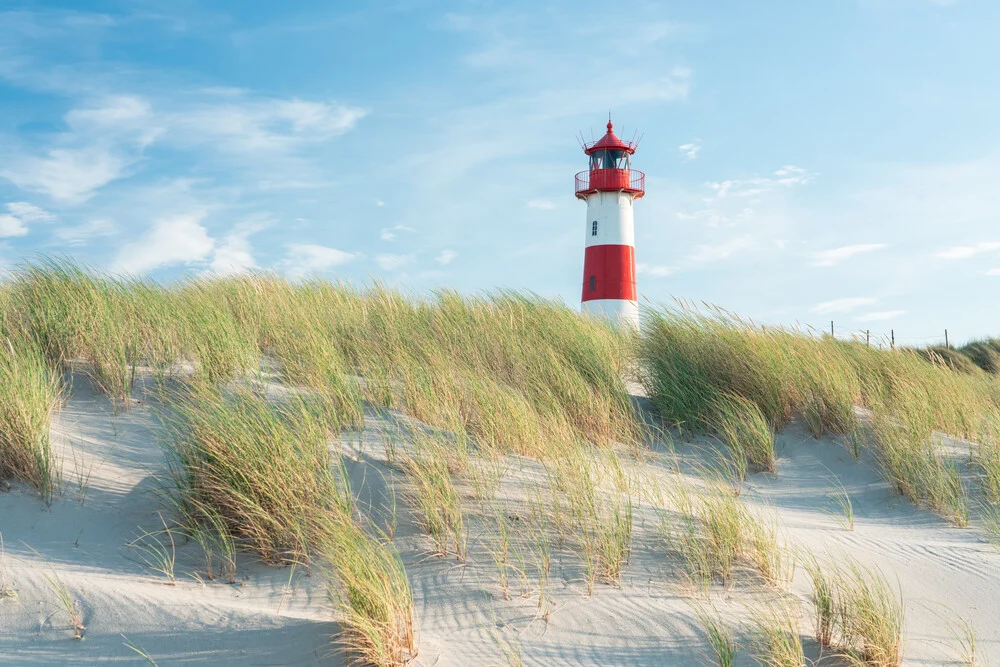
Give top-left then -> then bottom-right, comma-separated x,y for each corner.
126,514 -> 177,585
403,434 -> 466,560
692,602 -> 738,667
42,570 -> 85,640
122,634 -> 159,665
747,596 -> 805,667
806,555 -> 904,667
710,392 -> 776,475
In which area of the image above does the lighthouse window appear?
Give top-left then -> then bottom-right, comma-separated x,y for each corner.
589,275 -> 596,291
591,221 -> 598,236
591,149 -> 626,170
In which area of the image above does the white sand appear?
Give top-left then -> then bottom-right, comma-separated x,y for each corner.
2,374 -> 999,665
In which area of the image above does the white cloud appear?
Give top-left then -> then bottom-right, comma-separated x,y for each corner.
1,147 -> 136,204
170,97 -> 366,156
811,297 -> 878,315
435,249 -> 457,265
282,243 -> 360,279
208,217 -> 270,276
0,214 -> 28,238
636,262 -> 673,277
856,310 -> 906,321
65,95 -> 159,146
55,218 -> 116,246
210,235 -> 255,276
526,199 -> 556,210
0,93 -> 365,203
376,253 -> 414,271
809,243 -> 887,267
986,268 -> 1000,276
0,96 -> 159,203
690,236 -> 756,263
374,199 -> 385,207
0,198 -> 53,237
707,165 -> 815,201
379,224 -> 415,242
113,213 -> 214,274
6,202 -> 54,223
936,242 -> 1000,260
773,165 -> 812,186
678,142 -> 700,161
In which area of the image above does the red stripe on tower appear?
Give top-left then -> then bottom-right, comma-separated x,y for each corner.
574,117 -> 644,328
581,245 -> 636,302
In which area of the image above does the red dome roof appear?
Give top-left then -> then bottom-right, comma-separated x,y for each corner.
584,120 -> 637,155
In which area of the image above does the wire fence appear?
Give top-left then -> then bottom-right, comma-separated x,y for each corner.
822,320 -> 957,350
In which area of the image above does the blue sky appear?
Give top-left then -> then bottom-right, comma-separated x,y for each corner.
2,0 -> 1000,344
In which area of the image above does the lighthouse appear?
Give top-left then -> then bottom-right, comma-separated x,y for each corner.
575,118 -> 644,328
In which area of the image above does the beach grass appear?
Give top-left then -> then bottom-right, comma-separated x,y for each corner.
806,555 -> 904,667
0,337 -> 62,504
640,305 -> 1000,526
8,257 -> 1000,665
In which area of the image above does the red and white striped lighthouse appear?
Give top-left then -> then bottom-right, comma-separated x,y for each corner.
575,118 -> 645,328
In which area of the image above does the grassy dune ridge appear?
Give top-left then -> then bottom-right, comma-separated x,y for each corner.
4,259 -> 1000,665
0,259 -> 636,665
640,305 -> 1000,525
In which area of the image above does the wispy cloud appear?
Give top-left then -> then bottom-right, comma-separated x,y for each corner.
55,218 -> 116,246
0,201 -> 51,237
636,262 -> 673,277
208,218 -> 269,276
809,243 -> 887,267
0,96 -> 159,203
811,297 -> 878,315
6,202 -> 54,223
379,225 -> 415,241
526,199 -> 555,210
690,236 -> 756,263
210,234 -> 255,276
0,91 -> 365,204
112,212 -> 214,274
169,96 -> 366,156
707,165 -> 814,200
936,242 -> 1000,260
2,147 -> 137,204
435,249 -> 457,265
0,215 -> 28,238
376,253 -> 414,271
282,243 -> 360,278
678,142 -> 700,161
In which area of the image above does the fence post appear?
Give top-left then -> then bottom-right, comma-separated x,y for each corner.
891,329 -> 895,350
866,329 -> 870,347
831,320 -> 834,337
945,329 -> 949,350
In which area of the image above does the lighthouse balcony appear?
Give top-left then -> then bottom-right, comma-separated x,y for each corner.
575,169 -> 645,200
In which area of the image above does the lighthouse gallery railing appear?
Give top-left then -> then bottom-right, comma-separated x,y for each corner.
574,169 -> 645,197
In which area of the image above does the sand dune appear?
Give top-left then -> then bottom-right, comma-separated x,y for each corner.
3,372 -> 998,665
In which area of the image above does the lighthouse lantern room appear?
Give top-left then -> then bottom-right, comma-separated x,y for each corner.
575,119 -> 644,329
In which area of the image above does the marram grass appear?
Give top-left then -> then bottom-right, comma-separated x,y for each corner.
640,305 -> 1000,526
0,337 -> 62,504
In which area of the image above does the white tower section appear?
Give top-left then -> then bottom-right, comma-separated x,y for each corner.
581,191 -> 639,327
